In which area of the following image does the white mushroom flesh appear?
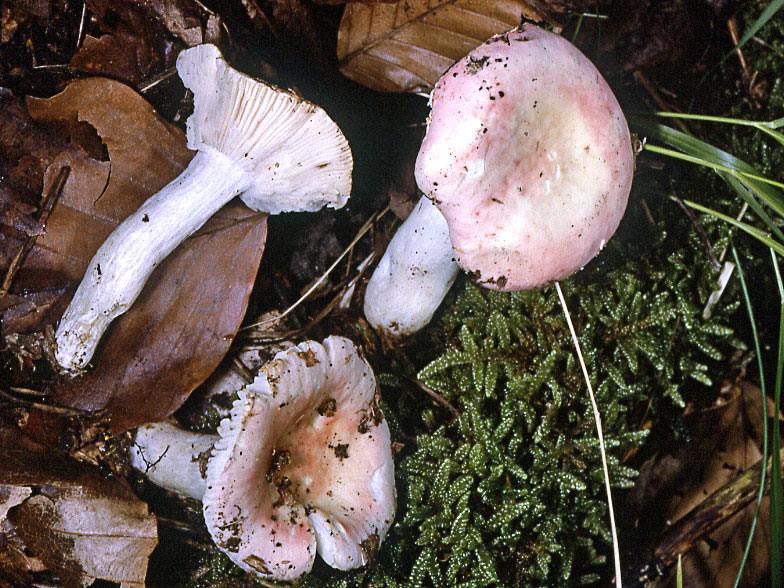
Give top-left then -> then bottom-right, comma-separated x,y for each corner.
129,421 -> 217,501
55,148 -> 250,371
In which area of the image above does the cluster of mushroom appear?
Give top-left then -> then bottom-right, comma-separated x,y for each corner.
365,24 -> 635,335
130,336 -> 395,581
55,44 -> 353,372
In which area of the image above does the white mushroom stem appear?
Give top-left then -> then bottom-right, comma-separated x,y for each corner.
364,196 -> 459,336
129,421 -> 217,501
55,147 -> 253,372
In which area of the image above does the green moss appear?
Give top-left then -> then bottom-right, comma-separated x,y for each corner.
186,548 -> 258,588
297,207 -> 743,586
391,231 -> 740,585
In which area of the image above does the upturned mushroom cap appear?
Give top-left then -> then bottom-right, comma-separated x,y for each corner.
203,336 -> 395,580
415,24 -> 634,291
178,44 -> 353,214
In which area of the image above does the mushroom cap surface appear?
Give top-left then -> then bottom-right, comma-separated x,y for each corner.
202,336 -> 395,580
177,44 -> 352,215
415,25 -> 633,291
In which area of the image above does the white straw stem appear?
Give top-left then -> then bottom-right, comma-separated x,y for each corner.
555,281 -> 623,587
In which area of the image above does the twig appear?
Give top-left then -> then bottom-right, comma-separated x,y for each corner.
245,264 -> 373,345
639,199 -> 657,228
727,17 -> 750,80
629,448 -> 784,585
230,356 -> 255,385
0,386 -> 97,416
7,386 -> 46,397
633,71 -> 689,134
672,194 -> 722,271
1,166 -> 70,297
139,68 -> 178,94
132,442 -> 169,472
555,282 -> 623,586
77,1 -> 87,49
242,205 -> 391,332
404,376 -> 460,420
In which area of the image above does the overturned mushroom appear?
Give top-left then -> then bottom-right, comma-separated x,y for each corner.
55,44 -> 353,372
129,336 -> 395,581
364,24 -> 633,335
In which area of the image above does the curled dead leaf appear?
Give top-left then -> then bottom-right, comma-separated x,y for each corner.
629,382 -> 775,587
0,444 -> 157,587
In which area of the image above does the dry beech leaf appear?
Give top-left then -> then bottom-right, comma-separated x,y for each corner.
631,382 -> 772,587
336,0 -> 549,93
0,445 -> 157,587
19,78 -> 267,434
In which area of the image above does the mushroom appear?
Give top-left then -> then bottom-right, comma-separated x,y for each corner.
129,336 -> 395,581
364,24 -> 633,335
55,44 -> 353,372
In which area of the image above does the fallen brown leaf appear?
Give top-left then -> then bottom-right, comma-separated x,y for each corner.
336,0 -> 550,93
628,381 -> 773,587
312,1 -> 399,4
0,93 -> 65,213
3,77 -> 267,434
0,443 -> 157,587
24,78 -> 193,280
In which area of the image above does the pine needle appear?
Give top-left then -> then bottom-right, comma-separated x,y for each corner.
242,205 -> 390,331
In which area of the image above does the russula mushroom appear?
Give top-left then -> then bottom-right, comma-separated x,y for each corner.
364,24 -> 633,335
129,336 -> 395,581
55,44 -> 353,372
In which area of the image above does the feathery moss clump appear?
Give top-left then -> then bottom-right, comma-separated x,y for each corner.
392,219 -> 742,585
295,213 -> 743,586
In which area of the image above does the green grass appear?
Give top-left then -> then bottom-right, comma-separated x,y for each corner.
634,110 -> 784,585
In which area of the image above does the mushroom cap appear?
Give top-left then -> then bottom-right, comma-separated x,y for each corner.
177,44 -> 353,215
202,336 -> 395,581
415,25 -> 633,291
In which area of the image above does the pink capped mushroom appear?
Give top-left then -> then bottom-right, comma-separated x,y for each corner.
129,336 -> 395,581
364,24 -> 634,335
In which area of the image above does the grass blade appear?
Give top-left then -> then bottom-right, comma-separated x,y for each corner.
676,198 -> 784,256
644,144 -> 784,190
726,0 -> 784,59
731,243 -> 768,588
652,111 -> 784,148
721,174 -> 784,244
771,250 -> 784,588
676,554 -> 683,588
632,118 -> 784,214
